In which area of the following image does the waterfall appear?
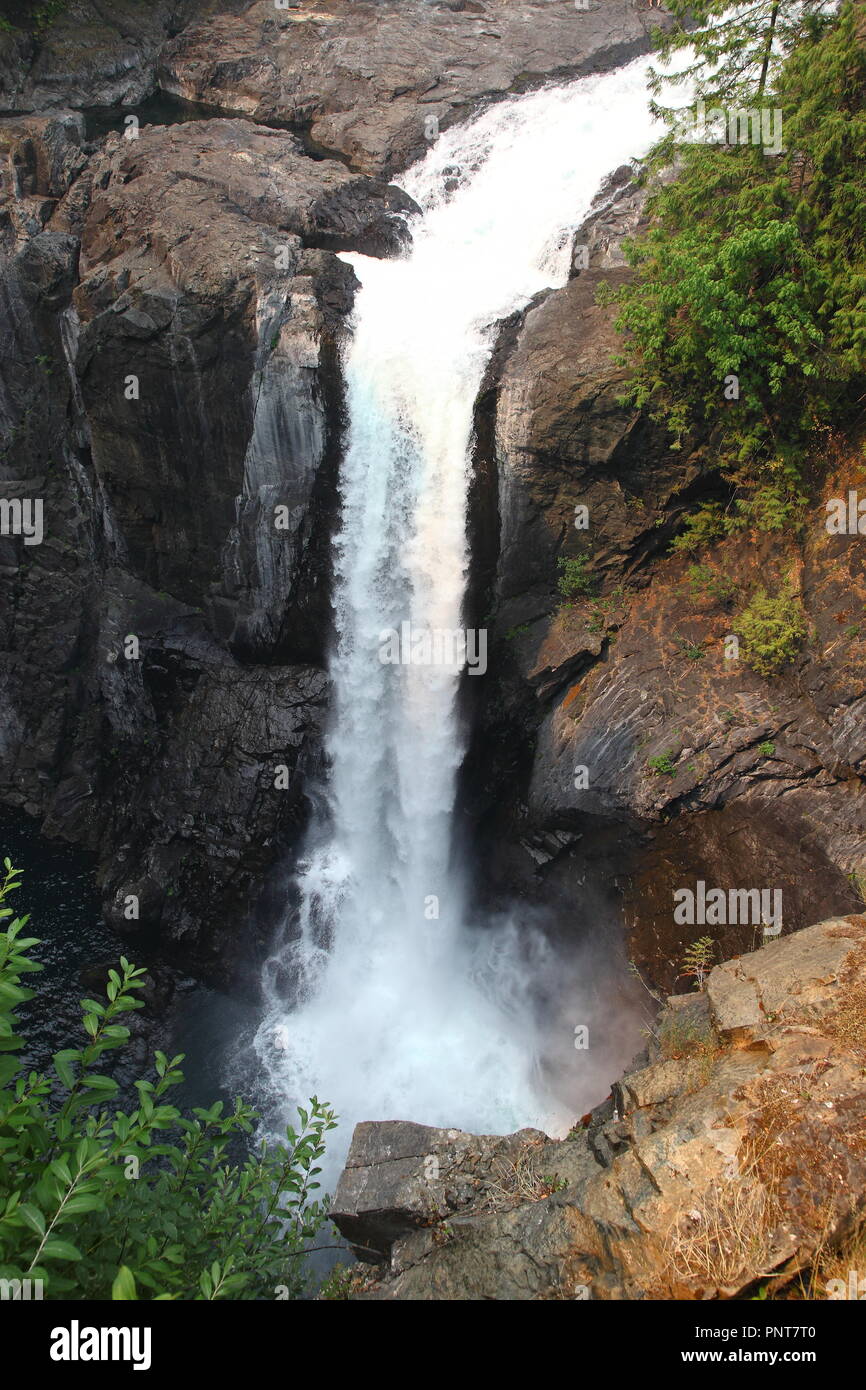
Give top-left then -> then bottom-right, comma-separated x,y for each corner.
254,55 -> 671,1178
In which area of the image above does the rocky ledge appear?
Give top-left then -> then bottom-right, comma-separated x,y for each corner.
331,914 -> 866,1298
159,0 -> 667,176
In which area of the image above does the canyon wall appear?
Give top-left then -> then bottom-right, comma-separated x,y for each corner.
2,1 -> 863,993
464,169 -> 865,990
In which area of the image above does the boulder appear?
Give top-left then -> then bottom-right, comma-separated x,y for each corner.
331,1121 -> 551,1258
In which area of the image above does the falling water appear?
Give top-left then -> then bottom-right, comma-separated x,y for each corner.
255,55 -> 673,1178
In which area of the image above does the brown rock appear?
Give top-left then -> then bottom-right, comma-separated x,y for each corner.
332,917 -> 866,1299
159,0 -> 669,175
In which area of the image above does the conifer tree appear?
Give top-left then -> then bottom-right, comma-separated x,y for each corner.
648,0 -> 837,118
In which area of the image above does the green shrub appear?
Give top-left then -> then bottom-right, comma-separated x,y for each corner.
672,631 -> 705,660
647,752 -> 678,776
557,554 -> 594,600
670,504 -> 731,554
0,859 -> 335,1300
733,586 -> 807,676
733,483 -> 808,535
678,936 -> 716,992
686,563 -> 736,605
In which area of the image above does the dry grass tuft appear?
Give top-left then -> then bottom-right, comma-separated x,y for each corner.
790,1212 -> 866,1300
656,1008 -> 717,1062
482,1139 -> 566,1211
811,935 -> 866,1059
659,1178 -> 778,1294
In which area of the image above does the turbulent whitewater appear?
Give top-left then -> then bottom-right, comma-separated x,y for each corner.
254,56 -> 672,1176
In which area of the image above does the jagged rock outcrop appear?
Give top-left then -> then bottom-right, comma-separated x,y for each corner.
0,0 -> 210,112
465,168 -> 864,992
0,110 -> 88,250
0,105 -> 416,976
331,914 -> 866,1299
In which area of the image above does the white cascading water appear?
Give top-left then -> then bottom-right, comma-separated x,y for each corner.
255,55 -> 674,1179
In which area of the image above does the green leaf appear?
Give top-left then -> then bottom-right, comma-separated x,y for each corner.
53,1052 -> 76,1088
112,1265 -> 137,1300
63,1193 -> 105,1215
0,981 -> 33,1004
0,1056 -> 21,1087
82,1075 -> 120,1094
42,1239 -> 82,1262
17,1202 -> 45,1237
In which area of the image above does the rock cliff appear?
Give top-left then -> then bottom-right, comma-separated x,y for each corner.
464,167 -> 865,993
0,101 -> 409,977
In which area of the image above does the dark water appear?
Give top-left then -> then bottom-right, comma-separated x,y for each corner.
81,92 -> 233,143
0,810 -> 119,1072
0,808 -> 246,1106
80,91 -> 339,164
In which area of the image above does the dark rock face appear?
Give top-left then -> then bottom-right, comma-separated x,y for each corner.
0,1 -> 261,115
0,105 -> 418,980
332,917 -> 866,1299
465,169 -> 864,993
65,118 -> 414,659
0,1 -> 201,113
